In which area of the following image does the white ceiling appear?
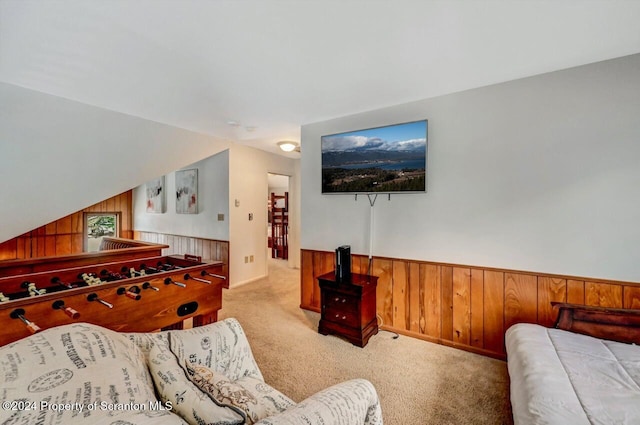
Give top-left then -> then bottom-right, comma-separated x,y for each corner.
2,0 -> 639,157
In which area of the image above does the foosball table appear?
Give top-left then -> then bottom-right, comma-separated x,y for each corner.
0,253 -> 226,345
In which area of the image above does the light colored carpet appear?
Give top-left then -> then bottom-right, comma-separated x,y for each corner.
218,258 -> 513,425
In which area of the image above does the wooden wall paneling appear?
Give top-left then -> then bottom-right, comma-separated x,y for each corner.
538,277 -> 567,327
352,255 -> 368,275
0,239 -> 17,261
165,234 -> 174,254
483,271 -> 504,354
45,222 -> 57,235
177,235 -> 185,254
1,191 -> 133,261
16,237 -> 27,259
392,261 -> 409,329
312,251 -> 333,310
299,249 -> 640,359
36,227 -> 46,257
55,235 -> 72,256
504,273 -> 538,330
441,266 -> 454,341
300,250 -> 316,310
452,267 -> 471,345
408,262 -> 421,333
72,212 -> 83,233
72,234 -> 83,253
57,216 -> 72,234
623,286 -> 640,309
422,264 -> 441,339
45,235 -> 56,256
114,192 -> 121,213
202,240 -> 212,260
470,268 -> 484,349
567,279 -> 585,304
220,243 -> 229,264
105,195 -> 115,212
27,235 -> 35,258
372,258 -> 394,328
196,239 -> 204,258
585,282 -> 623,308
215,241 -> 222,260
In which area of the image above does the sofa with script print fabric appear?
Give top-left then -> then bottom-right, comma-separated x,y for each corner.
0,318 -> 383,425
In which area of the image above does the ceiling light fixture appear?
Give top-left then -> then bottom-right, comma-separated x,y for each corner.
277,141 -> 299,152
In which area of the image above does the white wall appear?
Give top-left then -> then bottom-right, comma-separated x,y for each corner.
0,82 -> 231,242
301,54 -> 640,283
132,150 -> 230,240
229,145 -> 300,286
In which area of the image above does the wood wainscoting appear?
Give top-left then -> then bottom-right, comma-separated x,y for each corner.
0,191 -> 133,261
301,249 -> 640,359
133,231 -> 230,287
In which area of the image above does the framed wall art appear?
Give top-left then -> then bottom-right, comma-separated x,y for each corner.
176,169 -> 198,214
145,176 -> 165,213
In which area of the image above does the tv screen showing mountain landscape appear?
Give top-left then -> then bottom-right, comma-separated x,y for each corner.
321,120 -> 427,193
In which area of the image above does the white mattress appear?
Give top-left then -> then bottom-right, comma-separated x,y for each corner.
506,323 -> 640,425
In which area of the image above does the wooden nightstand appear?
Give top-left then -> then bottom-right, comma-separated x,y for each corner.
317,271 -> 378,347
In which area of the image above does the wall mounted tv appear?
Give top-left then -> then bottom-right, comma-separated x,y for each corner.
321,120 -> 428,194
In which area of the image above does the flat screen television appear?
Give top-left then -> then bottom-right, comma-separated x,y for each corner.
321,120 -> 428,194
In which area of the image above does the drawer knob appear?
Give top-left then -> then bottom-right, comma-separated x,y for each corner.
335,314 -> 339,318
341,298 -> 346,303
342,316 -> 346,320
334,297 -> 339,301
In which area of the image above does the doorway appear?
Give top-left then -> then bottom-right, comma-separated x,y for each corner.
267,173 -> 290,261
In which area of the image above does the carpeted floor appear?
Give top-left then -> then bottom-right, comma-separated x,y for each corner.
218,258 -> 513,425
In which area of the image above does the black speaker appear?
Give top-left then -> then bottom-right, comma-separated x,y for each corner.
335,245 -> 351,282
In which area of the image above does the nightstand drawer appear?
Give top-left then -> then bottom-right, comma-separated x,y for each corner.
323,293 -> 358,313
323,305 -> 359,328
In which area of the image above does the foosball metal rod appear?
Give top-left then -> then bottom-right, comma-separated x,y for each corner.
200,270 -> 226,280
9,308 -> 42,334
87,293 -> 113,309
52,300 -> 80,319
164,278 -> 186,288
142,282 -> 160,291
183,273 -> 211,284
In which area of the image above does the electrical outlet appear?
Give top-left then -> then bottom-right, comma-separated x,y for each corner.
244,256 -> 248,263
250,255 -> 254,263
217,213 -> 224,221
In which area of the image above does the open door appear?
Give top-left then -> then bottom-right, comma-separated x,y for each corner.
267,173 -> 290,260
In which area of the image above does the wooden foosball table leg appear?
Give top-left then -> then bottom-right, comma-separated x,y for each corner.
193,312 -> 217,327
161,321 -> 184,331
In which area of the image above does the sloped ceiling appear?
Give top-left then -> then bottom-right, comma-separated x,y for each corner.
2,0 -> 640,155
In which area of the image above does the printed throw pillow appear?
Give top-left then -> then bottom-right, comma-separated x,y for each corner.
168,318 -> 264,382
147,339 -> 244,425
0,322 -> 181,425
184,360 -> 295,425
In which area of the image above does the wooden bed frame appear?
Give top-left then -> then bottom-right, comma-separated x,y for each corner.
552,302 -> 640,344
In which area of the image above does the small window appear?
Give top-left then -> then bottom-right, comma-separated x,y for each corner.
84,213 -> 119,252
